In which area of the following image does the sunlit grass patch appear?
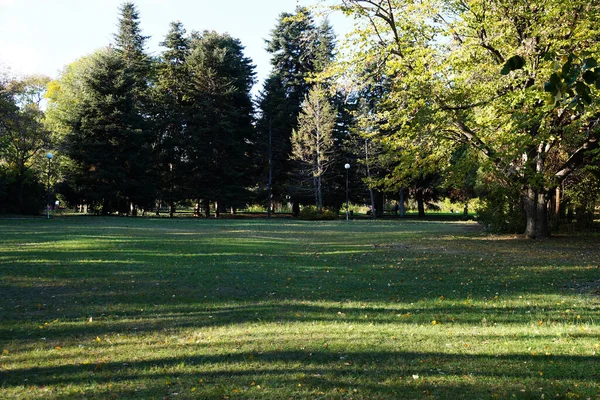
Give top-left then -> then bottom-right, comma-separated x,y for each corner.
0,217 -> 599,399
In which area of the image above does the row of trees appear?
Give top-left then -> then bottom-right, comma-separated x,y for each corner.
45,4 -> 256,216
42,3 -> 364,217
330,0 -> 600,237
1,1 -> 598,238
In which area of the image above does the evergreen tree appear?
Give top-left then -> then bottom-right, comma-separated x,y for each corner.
62,49 -> 151,214
111,1 -> 155,213
114,2 -> 151,97
265,7 -> 334,115
184,31 -> 256,216
153,21 -> 190,216
257,7 -> 335,209
255,74 -> 294,214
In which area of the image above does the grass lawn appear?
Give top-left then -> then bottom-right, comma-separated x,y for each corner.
0,217 -> 598,399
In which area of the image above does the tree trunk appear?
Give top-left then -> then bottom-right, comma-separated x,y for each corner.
102,198 -> 111,215
313,176 -> 319,210
416,190 -> 425,218
203,199 -> 210,218
399,187 -> 405,217
267,117 -> 273,219
215,201 -> 220,218
522,186 -> 550,239
170,201 -> 175,218
317,175 -> 323,211
375,191 -> 384,218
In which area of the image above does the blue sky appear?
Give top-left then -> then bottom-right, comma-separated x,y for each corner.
0,0 -> 351,92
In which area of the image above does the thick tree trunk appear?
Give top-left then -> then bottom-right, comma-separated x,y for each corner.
522,186 -> 550,239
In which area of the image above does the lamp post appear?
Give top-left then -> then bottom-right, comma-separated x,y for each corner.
46,152 -> 53,219
345,163 -> 350,221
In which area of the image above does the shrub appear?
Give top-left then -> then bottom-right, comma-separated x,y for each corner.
298,206 -> 338,220
476,185 -> 525,233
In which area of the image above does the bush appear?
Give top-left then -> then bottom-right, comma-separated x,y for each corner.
298,206 -> 338,220
476,185 -> 525,233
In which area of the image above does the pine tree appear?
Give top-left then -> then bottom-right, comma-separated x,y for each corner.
114,2 -> 150,89
63,49 -> 151,214
153,21 -> 190,216
257,7 -> 335,209
184,31 -> 256,216
111,2 -> 155,214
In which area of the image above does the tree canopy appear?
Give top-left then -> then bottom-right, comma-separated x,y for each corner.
332,0 -> 600,236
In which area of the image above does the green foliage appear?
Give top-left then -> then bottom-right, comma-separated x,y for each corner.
257,6 -> 336,207
152,21 -> 191,213
500,55 -> 526,75
183,31 -> 256,208
291,85 -> 336,210
543,54 -> 599,109
58,49 -> 154,213
297,205 -> 338,220
0,75 -> 52,214
334,0 -> 600,237
476,184 -> 526,234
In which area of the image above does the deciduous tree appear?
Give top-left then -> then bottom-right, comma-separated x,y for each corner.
291,85 -> 336,210
334,0 -> 600,237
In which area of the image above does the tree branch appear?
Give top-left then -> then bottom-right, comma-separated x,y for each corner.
553,130 -> 599,187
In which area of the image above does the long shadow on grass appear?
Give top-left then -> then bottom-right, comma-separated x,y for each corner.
1,350 -> 598,398
2,301 -> 599,343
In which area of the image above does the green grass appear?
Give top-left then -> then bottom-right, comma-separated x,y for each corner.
0,217 -> 598,399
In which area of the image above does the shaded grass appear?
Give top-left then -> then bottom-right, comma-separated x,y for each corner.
0,217 -> 599,399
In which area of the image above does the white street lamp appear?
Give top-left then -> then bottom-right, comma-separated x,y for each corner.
345,163 -> 350,222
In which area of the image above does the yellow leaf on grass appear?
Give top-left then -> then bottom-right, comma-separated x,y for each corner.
2,349 -> 8,355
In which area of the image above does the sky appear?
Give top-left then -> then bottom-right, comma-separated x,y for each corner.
0,0 -> 352,93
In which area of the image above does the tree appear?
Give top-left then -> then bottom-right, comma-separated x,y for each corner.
255,74 -> 294,216
291,85 -> 336,210
257,7 -> 336,210
153,21 -> 191,216
0,75 -> 51,214
57,49 -> 151,214
334,0 -> 600,238
114,1 -> 151,102
113,1 -> 156,213
184,31 -> 256,216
